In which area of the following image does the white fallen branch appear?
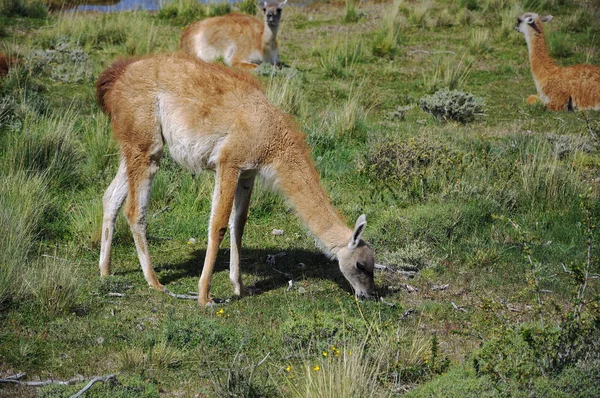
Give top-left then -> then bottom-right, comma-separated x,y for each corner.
432,284 -> 449,291
409,49 -> 456,55
164,288 -> 198,300
400,284 -> 419,293
0,373 -> 115,391
107,292 -> 125,297
69,374 -> 116,398
451,301 -> 467,313
286,280 -> 294,292
401,308 -> 415,319
375,263 -> 417,278
152,205 -> 170,218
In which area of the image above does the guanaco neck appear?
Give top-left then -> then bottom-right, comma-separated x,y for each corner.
525,24 -> 558,83
269,133 -> 352,256
262,22 -> 278,48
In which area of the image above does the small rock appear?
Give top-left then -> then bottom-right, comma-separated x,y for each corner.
272,229 -> 284,236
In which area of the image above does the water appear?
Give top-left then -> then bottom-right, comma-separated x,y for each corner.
74,0 -> 236,12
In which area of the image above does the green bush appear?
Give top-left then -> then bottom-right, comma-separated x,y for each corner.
237,0 -> 257,15
366,136 -> 462,193
0,0 -> 47,18
0,171 -> 50,306
420,89 -> 485,123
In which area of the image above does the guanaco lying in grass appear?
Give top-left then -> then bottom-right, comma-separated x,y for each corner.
516,12 -> 600,111
180,1 -> 287,70
95,54 -> 376,306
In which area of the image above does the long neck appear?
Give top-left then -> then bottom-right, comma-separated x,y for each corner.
525,25 -> 557,81
269,134 -> 352,256
262,23 -> 278,46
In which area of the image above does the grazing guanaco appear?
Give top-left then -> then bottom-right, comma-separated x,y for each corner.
96,54 -> 376,306
515,12 -> 600,111
180,1 -> 287,70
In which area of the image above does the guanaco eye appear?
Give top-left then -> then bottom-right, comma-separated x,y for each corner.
526,17 -> 534,24
356,262 -> 373,276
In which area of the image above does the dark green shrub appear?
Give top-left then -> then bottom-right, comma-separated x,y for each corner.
238,0 -> 257,15
366,136 -> 463,198
156,0 -> 206,26
420,89 -> 484,123
0,0 -> 47,19
207,2 -> 231,17
343,0 -> 362,23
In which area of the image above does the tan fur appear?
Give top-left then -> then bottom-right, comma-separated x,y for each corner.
96,53 -> 376,306
516,12 -> 600,111
0,53 -> 19,78
526,94 -> 540,105
180,1 -> 286,70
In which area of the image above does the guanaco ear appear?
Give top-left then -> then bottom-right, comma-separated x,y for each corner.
262,1 -> 267,11
540,15 -> 553,23
348,214 -> 367,250
278,0 -> 288,8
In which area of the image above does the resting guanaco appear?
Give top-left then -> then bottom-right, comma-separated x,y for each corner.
180,1 -> 287,70
96,54 -> 376,306
516,12 -> 600,111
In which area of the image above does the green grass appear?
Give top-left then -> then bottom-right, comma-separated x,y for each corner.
0,0 -> 599,396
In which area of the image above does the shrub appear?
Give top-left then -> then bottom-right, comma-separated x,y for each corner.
25,41 -> 94,84
156,0 -> 206,25
371,0 -> 403,58
420,89 -> 484,123
237,0 -> 257,15
285,342 -> 391,398
423,54 -> 474,92
0,171 -> 50,306
24,254 -> 81,315
343,0 -> 362,23
380,240 -> 439,271
208,354 -> 277,398
207,1 -> 231,17
366,136 -> 462,187
0,0 -> 47,18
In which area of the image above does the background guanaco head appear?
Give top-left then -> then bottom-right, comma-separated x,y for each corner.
336,215 -> 377,299
263,0 -> 287,28
515,12 -> 553,36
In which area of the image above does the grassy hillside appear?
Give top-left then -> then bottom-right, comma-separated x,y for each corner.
1,0 -> 599,396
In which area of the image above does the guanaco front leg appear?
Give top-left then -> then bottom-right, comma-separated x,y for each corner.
198,164 -> 240,306
229,174 -> 256,296
124,148 -> 164,291
99,158 -> 128,277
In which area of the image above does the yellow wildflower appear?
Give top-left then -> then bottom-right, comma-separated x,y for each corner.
322,351 -> 328,357
313,365 -> 320,371
216,308 -> 224,316
285,365 -> 291,372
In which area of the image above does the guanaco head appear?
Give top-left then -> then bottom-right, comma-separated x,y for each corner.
515,12 -> 553,36
262,0 -> 287,29
336,215 -> 376,299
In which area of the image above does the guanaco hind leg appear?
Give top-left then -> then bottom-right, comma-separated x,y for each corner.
99,158 -> 128,277
229,174 -> 256,296
198,164 -> 240,305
